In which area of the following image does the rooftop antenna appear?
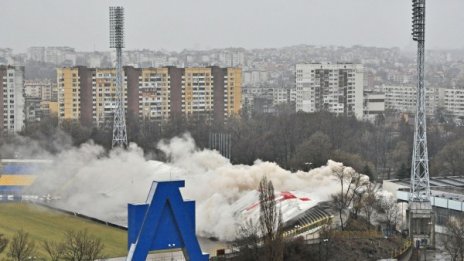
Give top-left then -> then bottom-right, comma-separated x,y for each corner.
110,6 -> 128,148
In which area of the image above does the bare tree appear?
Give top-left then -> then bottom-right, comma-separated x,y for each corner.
331,166 -> 368,230
232,176 -> 284,261
62,229 -> 104,261
0,234 -> 8,254
42,240 -> 66,261
443,215 -> 464,261
377,197 -> 400,235
361,183 -> 379,225
259,176 -> 284,261
7,230 -> 36,261
232,219 -> 260,261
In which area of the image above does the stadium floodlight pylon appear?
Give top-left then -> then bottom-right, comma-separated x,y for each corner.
410,0 -> 430,202
110,6 -> 128,148
407,0 -> 434,248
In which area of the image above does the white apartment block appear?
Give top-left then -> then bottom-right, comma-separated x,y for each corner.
272,87 -> 296,106
383,85 -> 464,120
383,85 -> 441,116
28,47 -> 76,65
219,51 -> 245,67
1,66 -> 24,133
363,91 -> 385,121
243,71 -> 269,85
295,63 -> 364,119
443,88 -> 464,118
24,80 -> 54,101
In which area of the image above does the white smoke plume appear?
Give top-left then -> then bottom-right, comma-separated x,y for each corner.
24,133 -> 358,241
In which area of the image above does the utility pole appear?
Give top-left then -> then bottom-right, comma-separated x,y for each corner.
109,6 -> 128,148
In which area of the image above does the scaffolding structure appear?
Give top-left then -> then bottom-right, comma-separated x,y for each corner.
109,6 -> 128,148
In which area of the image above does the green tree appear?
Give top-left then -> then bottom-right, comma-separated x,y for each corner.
362,164 -> 375,182
290,131 -> 331,170
432,139 -> 464,176
396,163 -> 410,179
332,150 -> 374,174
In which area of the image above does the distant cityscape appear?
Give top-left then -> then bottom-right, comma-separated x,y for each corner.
1,45 -> 464,133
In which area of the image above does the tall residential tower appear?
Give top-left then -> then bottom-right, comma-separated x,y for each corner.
57,66 -> 241,126
295,63 -> 364,119
0,65 -> 24,133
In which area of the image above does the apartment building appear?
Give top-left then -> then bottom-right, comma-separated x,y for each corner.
443,88 -> 464,118
24,80 -> 56,101
93,68 -> 127,126
381,85 -> 464,120
363,91 -> 385,121
0,65 -> 24,133
295,63 -> 364,119
57,66 -> 241,126
272,87 -> 296,106
383,85 -> 441,116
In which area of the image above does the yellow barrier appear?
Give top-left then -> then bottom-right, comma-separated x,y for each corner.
283,217 -> 332,238
392,239 -> 411,258
331,230 -> 382,239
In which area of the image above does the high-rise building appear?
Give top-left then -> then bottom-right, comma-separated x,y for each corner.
57,66 -> 241,126
0,65 -> 25,133
93,68 -> 126,127
57,67 -> 81,123
295,63 -> 364,119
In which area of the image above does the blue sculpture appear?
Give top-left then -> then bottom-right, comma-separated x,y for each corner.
127,180 -> 209,261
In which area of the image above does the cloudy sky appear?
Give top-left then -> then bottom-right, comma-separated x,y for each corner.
1,0 -> 463,52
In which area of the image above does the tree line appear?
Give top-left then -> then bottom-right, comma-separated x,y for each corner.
0,229 -> 104,261
5,110 -> 464,178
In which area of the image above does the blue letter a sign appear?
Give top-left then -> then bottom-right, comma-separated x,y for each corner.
127,180 -> 209,261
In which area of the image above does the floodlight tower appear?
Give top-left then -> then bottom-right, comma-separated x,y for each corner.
408,0 -> 434,247
110,6 -> 128,148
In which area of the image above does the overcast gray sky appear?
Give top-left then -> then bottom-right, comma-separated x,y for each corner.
1,0 -> 463,52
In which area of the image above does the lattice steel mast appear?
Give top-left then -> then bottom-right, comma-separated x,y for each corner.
410,0 -> 430,202
407,0 -> 434,248
110,6 -> 128,148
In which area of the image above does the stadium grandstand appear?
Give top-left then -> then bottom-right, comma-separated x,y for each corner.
0,159 -> 51,200
384,177 -> 464,233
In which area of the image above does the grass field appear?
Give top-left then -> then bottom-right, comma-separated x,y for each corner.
0,202 -> 127,259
